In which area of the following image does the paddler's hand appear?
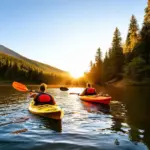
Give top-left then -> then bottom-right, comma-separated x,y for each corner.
29,90 -> 36,93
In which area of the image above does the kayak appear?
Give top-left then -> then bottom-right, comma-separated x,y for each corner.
79,95 -> 111,104
28,100 -> 64,120
60,87 -> 69,91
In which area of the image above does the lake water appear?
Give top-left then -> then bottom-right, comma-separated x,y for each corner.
0,85 -> 149,150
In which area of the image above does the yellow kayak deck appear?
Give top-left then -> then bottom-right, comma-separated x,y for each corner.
28,100 -> 64,120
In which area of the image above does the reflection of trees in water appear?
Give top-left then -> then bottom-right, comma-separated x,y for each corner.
128,127 -> 142,143
111,118 -> 125,134
143,124 -> 150,149
107,85 -> 150,148
123,87 -> 150,148
110,101 -> 127,134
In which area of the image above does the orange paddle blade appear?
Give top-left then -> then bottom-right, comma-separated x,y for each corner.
12,81 -> 29,92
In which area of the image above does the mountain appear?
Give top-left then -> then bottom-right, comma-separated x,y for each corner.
0,45 -> 69,76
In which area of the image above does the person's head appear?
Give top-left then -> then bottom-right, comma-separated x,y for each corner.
39,83 -> 47,92
87,83 -> 91,88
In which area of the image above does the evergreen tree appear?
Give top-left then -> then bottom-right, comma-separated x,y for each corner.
0,53 -> 72,84
94,48 -> 103,84
134,0 -> 150,65
89,60 -> 93,71
95,48 -> 102,63
144,0 -> 150,23
104,51 -> 108,62
110,27 -> 124,79
125,0 -> 150,81
103,51 -> 110,81
85,48 -> 103,84
124,15 -> 139,53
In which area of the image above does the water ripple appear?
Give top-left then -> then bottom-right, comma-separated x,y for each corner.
0,86 -> 149,150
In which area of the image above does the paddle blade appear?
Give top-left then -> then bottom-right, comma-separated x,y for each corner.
12,81 -> 29,92
69,93 -> 80,95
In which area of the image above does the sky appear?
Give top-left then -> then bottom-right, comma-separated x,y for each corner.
0,0 -> 147,78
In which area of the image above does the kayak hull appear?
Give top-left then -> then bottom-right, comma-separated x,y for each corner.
60,87 -> 69,91
79,96 -> 111,104
28,100 -> 64,120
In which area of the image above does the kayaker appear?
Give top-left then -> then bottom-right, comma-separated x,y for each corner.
30,83 -> 56,105
79,83 -> 97,96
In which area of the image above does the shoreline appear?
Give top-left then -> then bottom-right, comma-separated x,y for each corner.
105,78 -> 150,88
0,82 -> 84,88
1,78 -> 150,88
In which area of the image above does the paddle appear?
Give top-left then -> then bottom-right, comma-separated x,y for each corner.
69,92 -> 80,95
12,81 -> 32,92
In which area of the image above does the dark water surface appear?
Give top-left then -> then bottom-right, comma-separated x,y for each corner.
0,85 -> 149,150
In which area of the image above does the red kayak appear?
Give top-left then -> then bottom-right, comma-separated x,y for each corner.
79,95 -> 111,104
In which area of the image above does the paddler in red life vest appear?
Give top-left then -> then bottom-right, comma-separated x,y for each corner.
30,83 -> 56,105
79,83 -> 97,96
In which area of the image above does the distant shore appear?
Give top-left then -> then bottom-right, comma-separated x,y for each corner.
106,78 -> 150,87
1,78 -> 150,88
0,80 -> 84,88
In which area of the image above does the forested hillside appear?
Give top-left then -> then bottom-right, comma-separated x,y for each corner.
85,0 -> 150,85
0,45 -> 68,75
0,45 -> 71,84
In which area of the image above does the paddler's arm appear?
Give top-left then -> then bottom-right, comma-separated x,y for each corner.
94,88 -> 97,95
51,96 -> 56,105
29,91 -> 38,99
29,90 -> 40,98
79,89 -> 87,96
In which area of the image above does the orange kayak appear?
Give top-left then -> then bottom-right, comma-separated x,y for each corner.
79,95 -> 111,104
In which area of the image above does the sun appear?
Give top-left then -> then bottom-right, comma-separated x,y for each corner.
70,71 -> 83,79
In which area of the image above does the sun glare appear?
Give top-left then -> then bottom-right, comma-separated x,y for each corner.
70,71 -> 83,79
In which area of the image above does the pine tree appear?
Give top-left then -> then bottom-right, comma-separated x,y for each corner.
94,48 -> 103,84
95,48 -> 102,63
103,51 -> 109,81
111,27 -> 124,79
89,60 -> 93,71
144,0 -> 150,23
124,15 -> 139,53
135,0 -> 150,64
126,0 -> 150,81
104,51 -> 108,62
112,28 -> 122,49
86,48 -> 103,84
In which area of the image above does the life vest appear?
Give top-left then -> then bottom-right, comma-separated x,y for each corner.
85,88 -> 96,95
35,93 -> 52,104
